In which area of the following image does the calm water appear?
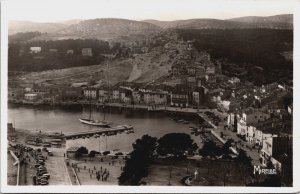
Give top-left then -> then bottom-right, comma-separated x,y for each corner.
8,104 -> 201,152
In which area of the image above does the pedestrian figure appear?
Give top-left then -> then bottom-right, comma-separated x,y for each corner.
84,166 -> 86,169
101,166 -> 102,170
94,166 -> 96,170
92,170 -> 93,174
90,174 -> 92,178
109,162 -> 110,166
64,153 -> 65,157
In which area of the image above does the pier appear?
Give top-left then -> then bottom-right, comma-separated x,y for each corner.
64,126 -> 133,140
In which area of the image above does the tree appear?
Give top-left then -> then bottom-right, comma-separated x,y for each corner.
118,135 -> 157,185
74,146 -> 88,158
157,133 -> 198,158
222,139 -> 234,158
236,149 -> 252,185
88,150 -> 98,160
199,140 -> 221,158
236,149 -> 252,167
103,151 -> 110,156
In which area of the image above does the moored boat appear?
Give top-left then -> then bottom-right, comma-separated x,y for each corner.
79,118 -> 112,127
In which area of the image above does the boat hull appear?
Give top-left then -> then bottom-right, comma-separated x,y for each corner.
79,118 -> 111,127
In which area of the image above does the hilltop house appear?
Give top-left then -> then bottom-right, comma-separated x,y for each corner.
30,47 -> 42,53
82,48 -> 93,57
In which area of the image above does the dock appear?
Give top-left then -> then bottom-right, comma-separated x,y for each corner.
64,126 -> 133,140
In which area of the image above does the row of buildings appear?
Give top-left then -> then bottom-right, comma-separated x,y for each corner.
8,82 -> 208,108
227,105 -> 292,171
26,47 -> 93,56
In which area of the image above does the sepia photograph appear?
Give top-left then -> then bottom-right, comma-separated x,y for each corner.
1,0 -> 299,193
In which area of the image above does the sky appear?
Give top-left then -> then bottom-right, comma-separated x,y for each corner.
2,0 -> 295,22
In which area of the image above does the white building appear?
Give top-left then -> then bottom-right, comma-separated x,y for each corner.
84,88 -> 97,100
30,47 -> 42,53
82,48 -> 93,56
25,93 -> 38,101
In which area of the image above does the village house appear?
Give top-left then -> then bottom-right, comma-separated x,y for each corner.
98,86 -> 110,103
205,73 -> 216,83
24,93 -> 38,101
260,136 -> 291,170
83,88 -> 98,100
61,87 -> 83,101
49,49 -> 58,52
82,48 -> 93,56
237,108 -> 270,137
192,87 -> 205,105
30,47 -> 42,53
67,49 -> 74,55
119,88 -> 132,103
228,77 -> 240,84
112,87 -> 121,102
251,117 -> 283,146
170,85 -> 190,108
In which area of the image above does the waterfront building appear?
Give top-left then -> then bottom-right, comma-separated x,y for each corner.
62,87 -> 83,101
112,87 -> 120,102
120,88 -> 132,103
98,86 -> 110,103
170,85 -> 190,108
66,146 -> 80,158
24,93 -> 38,101
83,88 -> 98,100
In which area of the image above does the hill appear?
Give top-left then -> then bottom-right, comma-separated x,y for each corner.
32,18 -> 162,41
143,15 -> 293,30
8,20 -> 74,35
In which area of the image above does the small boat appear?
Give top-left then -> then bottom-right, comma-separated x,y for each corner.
79,118 -> 112,127
114,125 -> 134,130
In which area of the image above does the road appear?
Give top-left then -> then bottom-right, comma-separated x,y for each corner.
199,111 -> 261,165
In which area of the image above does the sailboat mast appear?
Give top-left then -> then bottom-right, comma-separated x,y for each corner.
104,61 -> 109,121
89,98 -> 92,120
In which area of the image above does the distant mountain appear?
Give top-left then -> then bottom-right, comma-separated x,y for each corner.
9,21 -> 65,34
143,14 -> 293,30
37,18 -> 162,40
228,14 -> 293,29
142,20 -> 170,28
8,20 -> 82,35
9,14 -> 292,40
228,14 -> 292,24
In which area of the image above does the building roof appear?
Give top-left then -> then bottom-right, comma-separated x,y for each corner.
67,146 -> 80,152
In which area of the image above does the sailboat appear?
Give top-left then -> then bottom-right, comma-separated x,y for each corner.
79,61 -> 113,127
79,99 -> 112,127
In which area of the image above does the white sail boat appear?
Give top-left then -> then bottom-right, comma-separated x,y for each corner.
79,99 -> 112,127
79,61 -> 113,127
